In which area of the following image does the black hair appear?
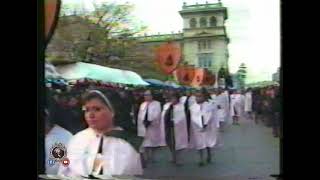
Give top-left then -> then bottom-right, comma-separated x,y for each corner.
169,92 -> 181,101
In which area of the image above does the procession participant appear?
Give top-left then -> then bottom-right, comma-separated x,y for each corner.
215,88 -> 227,132
251,88 -> 260,124
189,88 -> 217,166
270,87 -> 281,137
208,88 -> 217,104
180,89 -> 196,142
162,93 -> 188,166
137,90 -> 165,165
244,88 -> 253,120
45,107 -> 73,175
230,89 -> 244,125
58,90 -> 143,177
222,88 -> 231,125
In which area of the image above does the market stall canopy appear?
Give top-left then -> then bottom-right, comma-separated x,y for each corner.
164,81 -> 181,88
45,62 -> 63,79
144,79 -> 168,87
55,62 -> 149,86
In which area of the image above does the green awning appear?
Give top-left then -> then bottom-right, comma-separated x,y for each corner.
56,62 -> 149,86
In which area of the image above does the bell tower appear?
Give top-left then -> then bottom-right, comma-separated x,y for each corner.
179,1 -> 229,75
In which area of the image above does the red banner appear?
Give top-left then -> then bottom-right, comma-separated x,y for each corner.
155,42 -> 181,75
202,69 -> 216,86
175,65 -> 195,86
190,68 -> 206,87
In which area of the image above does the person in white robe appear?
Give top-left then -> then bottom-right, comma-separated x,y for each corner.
137,90 -> 165,165
162,93 -> 189,166
58,90 -> 143,177
45,109 -> 73,175
208,89 -> 217,104
189,89 -> 218,166
223,89 -> 231,124
230,89 -> 244,125
244,88 -> 253,120
215,88 -> 228,132
179,90 -> 196,142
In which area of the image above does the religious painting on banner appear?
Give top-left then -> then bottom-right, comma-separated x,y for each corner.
155,42 -> 182,75
174,65 -> 195,86
190,68 -> 205,87
202,70 -> 216,86
44,0 -> 61,47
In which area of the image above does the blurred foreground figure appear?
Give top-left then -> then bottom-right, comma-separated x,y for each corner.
59,90 -> 142,177
45,107 -> 73,175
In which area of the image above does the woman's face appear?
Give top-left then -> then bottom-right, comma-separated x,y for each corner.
144,91 -> 153,102
83,98 -> 113,132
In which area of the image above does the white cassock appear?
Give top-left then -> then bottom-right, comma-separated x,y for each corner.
58,128 -> 143,177
162,102 -> 189,150
244,92 -> 253,112
209,94 -> 217,104
180,95 -> 196,107
45,125 -> 73,175
137,100 -> 166,148
189,102 -> 218,150
230,94 -> 244,117
219,91 -> 230,124
215,94 -> 227,123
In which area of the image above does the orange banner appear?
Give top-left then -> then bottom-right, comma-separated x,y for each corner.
45,0 -> 61,43
155,42 -> 181,75
175,65 -> 195,86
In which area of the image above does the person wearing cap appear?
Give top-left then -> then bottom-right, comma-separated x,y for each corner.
137,90 -> 165,166
58,90 -> 143,177
189,88 -> 218,166
162,92 -> 188,166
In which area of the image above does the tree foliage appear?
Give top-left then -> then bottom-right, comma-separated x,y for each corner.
237,63 -> 247,89
46,1 -> 147,64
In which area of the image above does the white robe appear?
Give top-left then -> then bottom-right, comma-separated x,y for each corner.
189,102 -> 218,150
230,94 -> 244,117
222,91 -> 231,123
244,92 -> 253,112
137,100 -> 166,147
162,102 -> 189,150
209,94 -> 217,104
215,94 -> 227,123
58,128 -> 143,177
45,125 -> 73,175
180,95 -> 196,108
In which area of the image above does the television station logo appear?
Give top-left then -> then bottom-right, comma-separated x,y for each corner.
48,142 -> 70,167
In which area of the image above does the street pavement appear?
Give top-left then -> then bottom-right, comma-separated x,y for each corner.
140,117 -> 280,180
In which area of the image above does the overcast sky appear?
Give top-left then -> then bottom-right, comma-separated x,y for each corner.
62,0 -> 280,83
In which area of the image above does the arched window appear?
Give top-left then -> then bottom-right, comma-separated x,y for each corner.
189,18 -> 197,28
210,16 -> 217,27
200,17 -> 207,27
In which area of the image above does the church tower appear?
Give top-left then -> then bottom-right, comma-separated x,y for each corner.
179,1 -> 229,75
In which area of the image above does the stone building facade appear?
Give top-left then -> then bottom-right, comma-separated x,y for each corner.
131,1 -> 230,79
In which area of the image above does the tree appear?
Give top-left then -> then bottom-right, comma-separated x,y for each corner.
237,63 -> 247,90
46,1 -> 147,64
